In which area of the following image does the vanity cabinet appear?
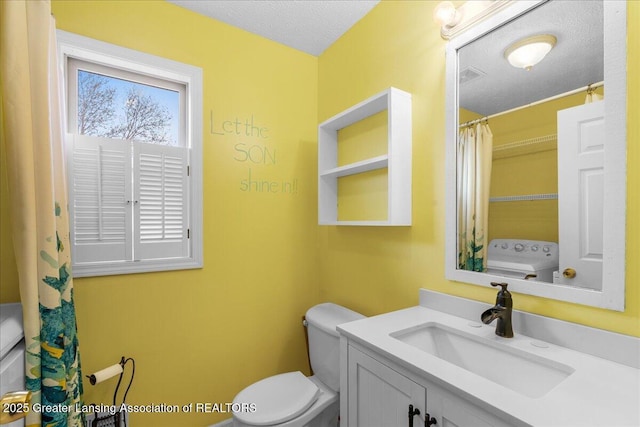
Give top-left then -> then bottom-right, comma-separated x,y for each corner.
346,345 -> 426,426
343,342 -> 514,427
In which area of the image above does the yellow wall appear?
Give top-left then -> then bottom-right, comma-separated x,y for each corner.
317,0 -> 639,335
2,1 -> 318,425
336,111 -> 389,221
487,93 -> 589,243
488,89 -> 607,242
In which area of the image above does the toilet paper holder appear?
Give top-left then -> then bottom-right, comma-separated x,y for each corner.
85,356 -> 135,427
86,356 -> 135,405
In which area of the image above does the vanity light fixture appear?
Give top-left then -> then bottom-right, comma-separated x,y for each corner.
436,1 -> 512,40
504,34 -> 557,71
433,1 -> 461,28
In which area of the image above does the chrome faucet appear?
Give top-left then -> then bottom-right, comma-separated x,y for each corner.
481,282 -> 513,338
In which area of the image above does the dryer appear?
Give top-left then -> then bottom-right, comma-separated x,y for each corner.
487,239 -> 559,283
1,303 -> 26,427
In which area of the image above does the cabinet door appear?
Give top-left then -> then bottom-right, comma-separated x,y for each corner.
347,346 -> 426,427
436,396 -> 495,427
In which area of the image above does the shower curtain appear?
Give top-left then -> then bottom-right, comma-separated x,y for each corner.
457,123 -> 493,272
1,1 -> 84,426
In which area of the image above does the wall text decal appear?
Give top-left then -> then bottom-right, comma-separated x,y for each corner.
209,111 -> 299,195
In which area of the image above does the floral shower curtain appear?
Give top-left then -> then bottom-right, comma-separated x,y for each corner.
457,122 -> 493,272
1,1 -> 84,426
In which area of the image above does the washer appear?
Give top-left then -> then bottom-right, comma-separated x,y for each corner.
487,239 -> 559,283
1,303 -> 25,427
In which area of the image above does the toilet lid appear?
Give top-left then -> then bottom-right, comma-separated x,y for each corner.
233,371 -> 320,425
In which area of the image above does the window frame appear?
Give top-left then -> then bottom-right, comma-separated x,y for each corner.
68,59 -> 187,147
58,30 -> 203,277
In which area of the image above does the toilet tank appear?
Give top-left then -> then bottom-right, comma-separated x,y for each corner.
305,303 -> 364,392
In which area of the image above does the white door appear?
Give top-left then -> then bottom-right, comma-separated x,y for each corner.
556,101 -> 605,289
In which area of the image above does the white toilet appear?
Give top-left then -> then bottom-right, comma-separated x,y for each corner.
232,303 -> 365,427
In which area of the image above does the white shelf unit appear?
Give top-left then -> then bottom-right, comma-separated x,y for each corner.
318,87 -> 412,226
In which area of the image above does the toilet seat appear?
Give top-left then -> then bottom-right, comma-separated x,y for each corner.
233,371 -> 320,426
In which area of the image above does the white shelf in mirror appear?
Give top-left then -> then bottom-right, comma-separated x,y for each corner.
489,193 -> 558,203
492,134 -> 557,153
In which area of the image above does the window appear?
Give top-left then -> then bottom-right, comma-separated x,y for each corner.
58,31 -> 202,277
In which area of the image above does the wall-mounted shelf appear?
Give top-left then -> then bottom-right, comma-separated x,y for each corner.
319,154 -> 389,179
318,87 -> 412,226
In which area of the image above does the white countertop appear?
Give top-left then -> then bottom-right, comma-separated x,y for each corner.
338,304 -> 640,426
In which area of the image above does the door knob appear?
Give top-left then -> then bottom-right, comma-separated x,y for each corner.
563,268 -> 577,279
0,391 -> 31,425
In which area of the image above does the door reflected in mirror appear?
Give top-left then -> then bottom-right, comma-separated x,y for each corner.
444,0 -> 627,310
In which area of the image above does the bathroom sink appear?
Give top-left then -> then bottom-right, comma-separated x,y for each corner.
390,322 -> 574,398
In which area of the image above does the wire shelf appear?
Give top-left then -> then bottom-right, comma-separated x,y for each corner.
489,193 -> 558,203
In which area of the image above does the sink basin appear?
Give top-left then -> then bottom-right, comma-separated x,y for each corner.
390,322 -> 574,398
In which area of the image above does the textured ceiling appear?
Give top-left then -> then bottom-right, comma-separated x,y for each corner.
168,0 -> 380,56
167,1 -> 603,116
459,0 -> 604,117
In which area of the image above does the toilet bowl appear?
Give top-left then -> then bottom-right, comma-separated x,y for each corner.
232,303 -> 365,427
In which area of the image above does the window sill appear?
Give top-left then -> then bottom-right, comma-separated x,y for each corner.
72,257 -> 203,278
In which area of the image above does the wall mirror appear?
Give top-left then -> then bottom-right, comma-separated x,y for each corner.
444,0 -> 627,310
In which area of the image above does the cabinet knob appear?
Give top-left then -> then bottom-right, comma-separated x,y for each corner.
408,404 -> 421,427
562,268 -> 577,279
425,412 -> 437,426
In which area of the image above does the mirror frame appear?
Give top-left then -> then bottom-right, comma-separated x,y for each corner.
444,0 -> 627,310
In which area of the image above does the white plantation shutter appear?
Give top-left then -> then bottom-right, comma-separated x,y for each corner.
67,134 -> 132,263
67,136 -> 190,267
133,143 -> 189,260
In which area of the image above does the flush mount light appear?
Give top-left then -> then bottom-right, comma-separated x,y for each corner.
504,34 -> 557,70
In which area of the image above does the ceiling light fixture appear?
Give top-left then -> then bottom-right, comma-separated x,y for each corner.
504,34 -> 557,71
